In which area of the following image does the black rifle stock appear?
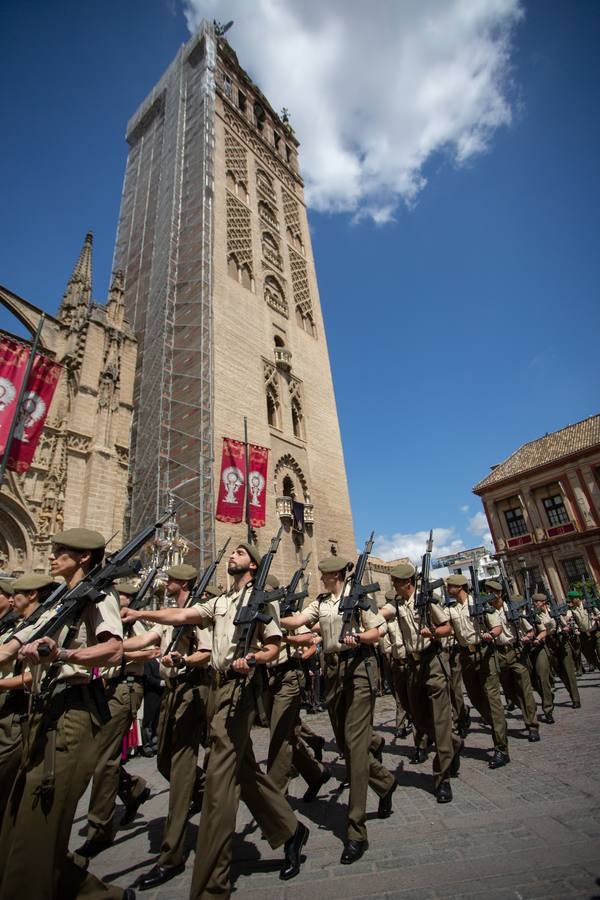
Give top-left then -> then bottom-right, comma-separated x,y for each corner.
232,528 -> 285,661
468,564 -> 495,640
414,529 -> 444,619
279,553 -> 311,618
127,566 -> 159,612
165,538 -> 231,658
338,532 -> 380,642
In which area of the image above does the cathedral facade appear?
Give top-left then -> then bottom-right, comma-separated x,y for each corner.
113,22 -> 356,582
0,235 -> 136,574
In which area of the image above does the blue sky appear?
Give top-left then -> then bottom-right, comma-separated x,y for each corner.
1,1 -> 598,561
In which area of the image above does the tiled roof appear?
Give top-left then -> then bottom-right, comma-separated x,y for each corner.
473,414 -> 600,492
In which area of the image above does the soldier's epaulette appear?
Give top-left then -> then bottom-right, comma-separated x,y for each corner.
316,592 -> 329,603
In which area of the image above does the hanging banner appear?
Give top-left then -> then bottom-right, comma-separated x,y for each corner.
247,443 -> 269,529
0,337 -> 31,456
292,500 -> 305,533
215,437 -> 247,523
4,348 -> 62,473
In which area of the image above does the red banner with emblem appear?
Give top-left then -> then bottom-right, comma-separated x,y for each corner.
0,337 -> 62,473
247,443 -> 269,528
215,438 -> 247,523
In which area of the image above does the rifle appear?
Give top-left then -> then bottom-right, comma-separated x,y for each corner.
545,589 -> 573,645
338,532 -> 380,642
279,553 -> 311,618
414,529 -> 444,621
30,505 -> 180,655
468,564 -> 495,643
497,557 -> 526,648
164,538 -> 231,659
127,566 -> 159,612
232,528 -> 285,661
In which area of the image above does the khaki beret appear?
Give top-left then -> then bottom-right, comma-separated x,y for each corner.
166,564 -> 198,582
447,574 -> 469,587
511,594 -> 525,602
567,590 -> 582,599
318,555 -> 352,574
0,578 -> 15,596
52,528 -> 106,551
236,542 -> 262,567
486,580 -> 503,592
390,562 -> 416,580
12,574 -> 59,593
202,583 -> 220,598
266,573 -> 280,590
116,582 -> 139,596
532,593 -> 547,603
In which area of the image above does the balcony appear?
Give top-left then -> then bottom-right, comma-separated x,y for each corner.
274,346 -> 292,371
506,533 -> 534,549
276,496 -> 293,520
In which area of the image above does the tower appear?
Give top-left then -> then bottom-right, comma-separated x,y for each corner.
113,22 -> 355,579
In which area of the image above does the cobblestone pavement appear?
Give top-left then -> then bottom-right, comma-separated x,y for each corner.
71,672 -> 600,899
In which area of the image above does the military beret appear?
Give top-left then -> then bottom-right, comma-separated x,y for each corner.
115,582 -> 139,596
390,562 -> 416,580
447,574 -> 469,587
0,578 -> 15,596
532,593 -> 548,603
567,590 -> 582,599
486,580 -> 503,592
202,583 -> 220,598
511,594 -> 525,602
236,542 -> 262,567
266,573 -> 280,590
318,556 -> 352,574
12,574 -> 60,593
52,528 -> 106,551
166,564 -> 198,582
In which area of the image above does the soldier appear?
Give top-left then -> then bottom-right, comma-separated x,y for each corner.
485,581 -> 540,742
381,563 -> 461,802
568,590 -> 598,670
533,592 -> 581,708
76,581 -> 153,858
122,542 -> 309,899
262,573 -> 330,801
445,574 -> 510,769
378,589 -> 410,738
121,564 -> 212,890
281,556 -> 397,865
524,594 -> 555,723
0,574 -> 58,808
0,528 -> 132,900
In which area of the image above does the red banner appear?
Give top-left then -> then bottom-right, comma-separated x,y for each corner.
215,438 -> 247,523
0,338 -> 30,455
247,443 -> 269,528
0,338 -> 62,473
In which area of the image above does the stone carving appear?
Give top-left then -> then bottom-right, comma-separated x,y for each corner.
226,192 -> 253,275
224,110 -> 297,191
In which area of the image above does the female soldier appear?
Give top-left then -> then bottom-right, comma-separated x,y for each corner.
281,556 -> 397,865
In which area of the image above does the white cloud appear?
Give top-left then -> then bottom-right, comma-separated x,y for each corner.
184,0 -> 523,220
373,527 -> 465,563
460,504 -> 470,513
468,510 -> 493,545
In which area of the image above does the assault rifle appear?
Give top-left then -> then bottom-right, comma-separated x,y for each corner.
165,538 -> 231,659
338,532 -> 380,641
279,553 -> 311,618
545,589 -> 574,644
498,557 -> 527,648
414,530 -> 444,619
468,565 -> 495,641
30,505 -> 180,654
127,565 -> 159,612
232,528 -> 285,661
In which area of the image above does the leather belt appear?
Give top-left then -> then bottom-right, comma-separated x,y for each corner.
212,669 -> 245,688
460,643 -> 481,654
104,674 -> 145,685
268,658 -> 301,675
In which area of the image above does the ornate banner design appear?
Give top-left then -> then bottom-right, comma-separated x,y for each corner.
4,347 -> 62,473
215,437 -> 247,524
0,337 -> 30,456
247,443 -> 269,529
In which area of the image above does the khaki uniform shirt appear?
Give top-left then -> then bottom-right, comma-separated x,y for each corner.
449,598 -> 501,648
194,585 -> 282,673
148,621 -> 212,683
383,591 -> 449,655
488,604 -> 532,645
102,618 -> 149,679
380,600 -> 407,661
268,623 -> 310,668
302,590 -> 385,655
571,605 -> 591,634
13,591 -> 123,684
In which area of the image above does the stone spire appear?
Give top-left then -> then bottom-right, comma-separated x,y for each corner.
59,232 -> 93,326
106,269 -> 125,329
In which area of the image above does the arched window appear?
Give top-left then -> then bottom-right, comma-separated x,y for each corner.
264,275 -> 287,316
266,387 -> 280,429
274,334 -> 285,349
258,200 -> 278,231
291,397 -> 304,440
282,475 -> 295,497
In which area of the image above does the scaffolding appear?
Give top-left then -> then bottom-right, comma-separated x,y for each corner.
113,22 -> 217,566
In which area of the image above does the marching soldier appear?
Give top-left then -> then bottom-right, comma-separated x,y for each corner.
76,581 -> 153,858
524,594 -> 555,723
485,581 -> 540,742
281,556 -> 397,865
445,574 -> 510,769
121,564 -> 212,891
568,590 -> 598,670
381,563 -> 461,802
0,528 -> 131,900
533,592 -> 581,708
263,574 -> 330,801
378,589 -> 411,738
122,542 -> 309,899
